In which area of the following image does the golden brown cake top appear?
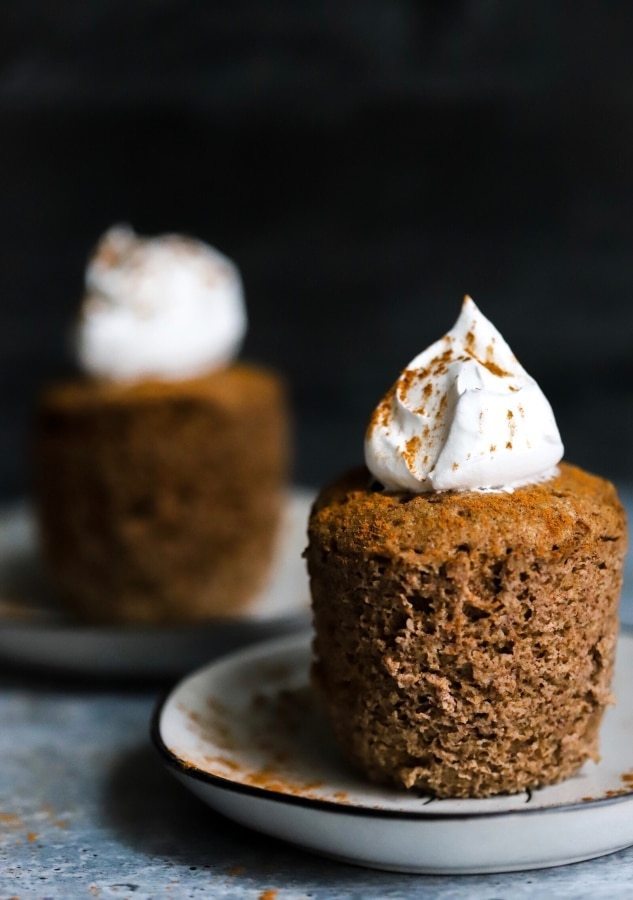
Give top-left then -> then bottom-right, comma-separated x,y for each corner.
310,463 -> 626,561
38,363 -> 284,412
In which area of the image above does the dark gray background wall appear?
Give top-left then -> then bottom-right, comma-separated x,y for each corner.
1,2 -> 633,495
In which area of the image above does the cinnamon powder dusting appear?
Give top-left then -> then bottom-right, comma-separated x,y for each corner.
462,325 -> 510,376
94,234 -> 125,268
367,383 -> 395,437
480,359 -> 510,377
404,435 -> 421,469
397,368 -> 419,401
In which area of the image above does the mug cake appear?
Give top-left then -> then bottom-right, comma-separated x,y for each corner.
306,296 -> 626,798
35,226 -> 289,624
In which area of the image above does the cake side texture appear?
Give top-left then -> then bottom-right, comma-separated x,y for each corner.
306,463 -> 627,798
34,363 -> 289,624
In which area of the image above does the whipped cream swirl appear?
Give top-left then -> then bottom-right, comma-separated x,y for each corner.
77,225 -> 247,381
365,296 -> 564,493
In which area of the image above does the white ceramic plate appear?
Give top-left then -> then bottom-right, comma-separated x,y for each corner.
0,490 -> 314,678
153,629 -> 633,874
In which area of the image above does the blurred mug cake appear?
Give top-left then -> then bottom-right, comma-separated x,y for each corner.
306,296 -> 626,798
34,226 -> 289,624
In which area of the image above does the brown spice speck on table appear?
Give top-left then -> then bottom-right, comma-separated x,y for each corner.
226,865 -> 246,877
0,812 -> 23,828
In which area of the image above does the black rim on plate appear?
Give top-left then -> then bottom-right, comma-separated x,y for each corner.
150,627 -> 633,821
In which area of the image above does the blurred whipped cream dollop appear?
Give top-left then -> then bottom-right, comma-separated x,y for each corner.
365,296 -> 563,493
77,225 -> 247,381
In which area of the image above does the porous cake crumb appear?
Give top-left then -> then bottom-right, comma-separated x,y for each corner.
306,463 -> 626,798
